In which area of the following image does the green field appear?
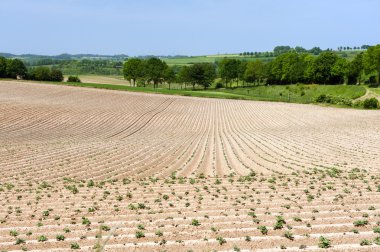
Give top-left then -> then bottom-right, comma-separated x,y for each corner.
32,80 -> 366,107
162,55 -> 275,66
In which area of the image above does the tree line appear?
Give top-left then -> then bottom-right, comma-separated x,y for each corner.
124,44 -> 380,88
0,57 -> 64,81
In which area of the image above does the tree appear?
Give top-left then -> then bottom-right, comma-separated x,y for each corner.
0,57 -> 7,77
294,46 -> 307,53
303,54 -> 316,83
50,68 -> 64,82
364,44 -> 380,85
312,51 -> 340,84
123,58 -> 144,86
188,63 -> 216,89
244,60 -> 265,85
32,67 -> 51,81
218,58 -> 240,88
163,66 -> 176,90
6,59 -> 27,79
273,46 -> 292,56
331,58 -> 348,84
361,45 -> 371,50
177,66 -> 191,89
144,57 -> 167,88
309,47 -> 322,55
347,53 -> 364,84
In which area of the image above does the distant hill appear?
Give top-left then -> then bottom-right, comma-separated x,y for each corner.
0,53 -> 129,61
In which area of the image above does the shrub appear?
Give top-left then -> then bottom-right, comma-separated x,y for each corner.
363,98 -> 379,109
67,76 -> 81,83
50,68 -> 64,82
315,94 -> 327,103
215,81 -> 224,89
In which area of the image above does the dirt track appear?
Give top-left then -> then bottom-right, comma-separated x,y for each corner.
0,81 -> 380,251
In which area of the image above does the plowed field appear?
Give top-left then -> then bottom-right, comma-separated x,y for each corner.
1,81 -> 379,251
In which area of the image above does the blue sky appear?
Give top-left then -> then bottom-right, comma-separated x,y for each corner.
1,0 -> 379,56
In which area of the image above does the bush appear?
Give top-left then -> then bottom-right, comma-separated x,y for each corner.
50,68 -> 64,82
315,94 -> 327,103
215,80 -> 224,89
363,98 -> 379,109
315,94 -> 353,106
67,76 -> 81,83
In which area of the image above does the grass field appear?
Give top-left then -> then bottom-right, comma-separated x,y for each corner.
1,81 -> 380,251
162,55 -> 275,66
40,80 -> 367,106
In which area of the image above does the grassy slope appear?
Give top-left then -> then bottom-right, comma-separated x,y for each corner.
38,81 -> 366,106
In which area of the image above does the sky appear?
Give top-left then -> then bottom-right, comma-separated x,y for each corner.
0,0 -> 379,56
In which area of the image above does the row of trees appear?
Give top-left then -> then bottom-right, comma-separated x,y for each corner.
28,67 -> 64,81
222,46 -> 379,86
0,57 -> 64,82
124,44 -> 380,88
0,57 -> 27,79
123,57 -> 217,89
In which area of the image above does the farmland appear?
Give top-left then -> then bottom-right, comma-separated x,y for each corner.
1,81 -> 380,251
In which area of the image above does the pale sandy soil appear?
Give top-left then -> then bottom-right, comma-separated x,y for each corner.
0,80 -> 379,251
65,75 -> 131,85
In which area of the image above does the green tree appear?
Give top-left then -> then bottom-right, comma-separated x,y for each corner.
347,53 -> 364,84
244,60 -> 264,85
32,67 -> 51,81
312,51 -> 339,84
309,47 -> 322,55
364,44 -> 380,85
6,59 -> 27,79
50,68 -> 64,82
163,66 -> 176,90
331,58 -> 348,84
188,63 -> 216,89
144,57 -> 167,88
273,46 -> 292,56
0,56 -> 7,77
218,58 -> 240,88
123,58 -> 144,86
177,66 -> 191,89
